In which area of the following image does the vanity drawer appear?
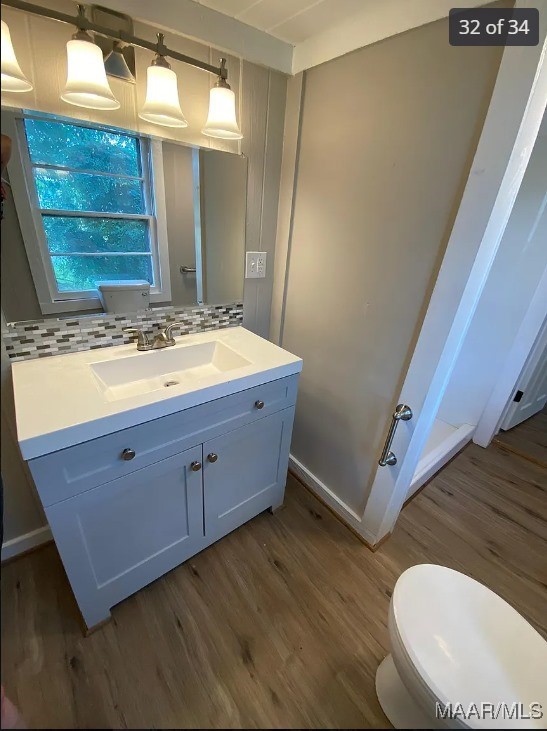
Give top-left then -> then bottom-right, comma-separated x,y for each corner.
29,374 -> 299,506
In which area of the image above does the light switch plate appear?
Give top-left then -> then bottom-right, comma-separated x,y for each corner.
245,251 -> 267,279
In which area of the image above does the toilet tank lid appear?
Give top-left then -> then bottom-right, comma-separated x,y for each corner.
96,280 -> 150,292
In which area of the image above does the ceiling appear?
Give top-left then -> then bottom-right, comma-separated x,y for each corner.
189,0 -> 490,73
101,0 -> 492,75
193,0 -> 368,45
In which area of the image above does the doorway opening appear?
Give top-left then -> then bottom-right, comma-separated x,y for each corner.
407,114 -> 547,502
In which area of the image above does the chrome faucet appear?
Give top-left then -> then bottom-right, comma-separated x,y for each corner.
153,322 -> 180,348
124,323 -> 181,351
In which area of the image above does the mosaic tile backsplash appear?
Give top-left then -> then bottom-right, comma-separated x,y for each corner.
2,303 -> 243,362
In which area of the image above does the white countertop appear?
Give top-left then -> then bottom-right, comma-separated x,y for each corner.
12,327 -> 302,460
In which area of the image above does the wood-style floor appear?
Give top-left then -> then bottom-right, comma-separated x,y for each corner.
2,419 -> 546,729
494,404 -> 547,468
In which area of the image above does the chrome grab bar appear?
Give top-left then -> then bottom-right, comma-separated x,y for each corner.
180,265 -> 196,273
378,404 -> 413,466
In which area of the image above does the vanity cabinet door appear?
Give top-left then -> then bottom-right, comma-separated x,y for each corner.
45,446 -> 205,628
202,407 -> 295,543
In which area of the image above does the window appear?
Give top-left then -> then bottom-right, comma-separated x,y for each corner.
7,112 -> 170,313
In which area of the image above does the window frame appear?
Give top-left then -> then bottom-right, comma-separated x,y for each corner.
4,110 -> 171,314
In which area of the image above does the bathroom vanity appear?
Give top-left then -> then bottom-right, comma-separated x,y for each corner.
12,327 -> 302,630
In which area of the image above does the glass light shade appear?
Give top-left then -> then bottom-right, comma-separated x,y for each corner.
202,85 -> 242,140
1,19 -> 33,92
61,39 -> 120,110
104,45 -> 135,84
138,65 -> 188,128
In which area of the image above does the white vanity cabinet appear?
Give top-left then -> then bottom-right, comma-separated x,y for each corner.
27,374 -> 299,630
203,408 -> 294,543
45,447 -> 206,629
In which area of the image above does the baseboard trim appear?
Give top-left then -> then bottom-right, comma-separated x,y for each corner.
1,525 -> 52,563
288,455 -> 382,550
83,615 -> 112,637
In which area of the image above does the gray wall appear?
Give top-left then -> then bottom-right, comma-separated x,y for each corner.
1,1 -> 287,555
277,15 -> 504,515
1,168 -> 42,322
163,141 -> 198,307
200,149 -> 246,303
1,323 -> 46,544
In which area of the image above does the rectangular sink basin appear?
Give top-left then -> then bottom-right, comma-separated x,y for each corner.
91,341 -> 251,401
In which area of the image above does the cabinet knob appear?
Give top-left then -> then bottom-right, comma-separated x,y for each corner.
121,448 -> 136,461
190,461 -> 202,472
207,453 -> 218,463
255,400 -> 265,410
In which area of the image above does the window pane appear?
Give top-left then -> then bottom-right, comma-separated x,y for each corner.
24,118 -> 141,177
51,255 -> 154,292
43,217 -> 150,254
34,168 -> 145,214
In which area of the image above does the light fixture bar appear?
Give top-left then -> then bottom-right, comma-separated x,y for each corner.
0,0 -> 229,80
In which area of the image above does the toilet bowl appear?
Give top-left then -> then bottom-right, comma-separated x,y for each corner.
376,564 -> 547,729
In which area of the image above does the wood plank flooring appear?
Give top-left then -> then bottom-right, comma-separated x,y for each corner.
2,434 -> 546,729
494,406 -> 547,468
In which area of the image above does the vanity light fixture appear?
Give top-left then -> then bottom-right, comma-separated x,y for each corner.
138,35 -> 188,128
202,59 -> 243,140
61,33 -> 120,110
0,0 -> 243,139
1,18 -> 33,92
103,41 -> 135,84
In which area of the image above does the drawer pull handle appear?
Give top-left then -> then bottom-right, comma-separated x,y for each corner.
191,461 -> 202,472
121,448 -> 136,461
207,453 -> 218,463
255,400 -> 265,410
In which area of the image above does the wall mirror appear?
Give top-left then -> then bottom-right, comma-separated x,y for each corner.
1,107 -> 247,323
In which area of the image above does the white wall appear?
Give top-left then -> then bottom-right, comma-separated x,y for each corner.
438,125 -> 547,428
1,0 -> 287,559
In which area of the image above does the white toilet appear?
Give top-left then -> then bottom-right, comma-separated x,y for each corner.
376,564 -> 547,729
96,280 -> 150,314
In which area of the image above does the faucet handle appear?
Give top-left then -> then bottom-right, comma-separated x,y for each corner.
162,322 -> 182,342
123,327 -> 151,351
